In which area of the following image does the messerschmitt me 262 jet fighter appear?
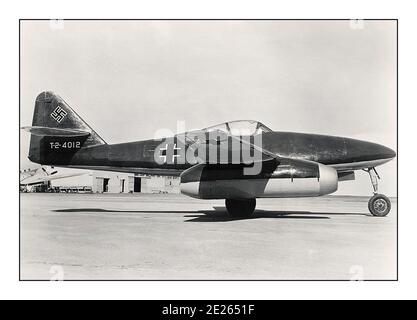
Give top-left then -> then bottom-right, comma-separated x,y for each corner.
23,92 -> 396,217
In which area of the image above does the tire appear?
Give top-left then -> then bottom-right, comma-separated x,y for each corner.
225,198 -> 256,218
368,194 -> 391,217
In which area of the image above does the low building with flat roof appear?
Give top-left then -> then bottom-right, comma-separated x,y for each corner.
52,169 -> 180,194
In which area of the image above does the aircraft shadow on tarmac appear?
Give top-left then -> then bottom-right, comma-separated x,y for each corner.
183,207 -> 347,222
53,207 -> 369,221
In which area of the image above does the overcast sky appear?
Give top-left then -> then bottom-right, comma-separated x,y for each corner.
20,20 -> 397,196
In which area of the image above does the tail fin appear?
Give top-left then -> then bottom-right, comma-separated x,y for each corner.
27,91 -> 106,164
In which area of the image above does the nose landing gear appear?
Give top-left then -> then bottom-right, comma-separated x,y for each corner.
364,167 -> 391,217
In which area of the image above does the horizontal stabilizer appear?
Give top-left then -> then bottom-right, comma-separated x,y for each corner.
21,126 -> 91,137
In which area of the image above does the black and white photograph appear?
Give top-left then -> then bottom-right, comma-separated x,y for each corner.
19,19 -> 397,281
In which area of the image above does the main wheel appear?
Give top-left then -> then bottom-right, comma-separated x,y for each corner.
225,198 -> 256,218
368,194 -> 391,217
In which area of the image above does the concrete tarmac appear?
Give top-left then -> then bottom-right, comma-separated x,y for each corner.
20,193 -> 397,280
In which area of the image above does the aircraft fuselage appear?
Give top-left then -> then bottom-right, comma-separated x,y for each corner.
30,131 -> 396,174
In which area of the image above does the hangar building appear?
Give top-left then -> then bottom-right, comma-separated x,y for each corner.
50,169 -> 180,194
92,171 -> 180,194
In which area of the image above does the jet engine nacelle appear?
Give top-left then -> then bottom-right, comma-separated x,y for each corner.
180,159 -> 338,199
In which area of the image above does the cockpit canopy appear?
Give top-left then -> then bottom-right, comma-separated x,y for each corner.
202,120 -> 273,136
176,120 -> 273,145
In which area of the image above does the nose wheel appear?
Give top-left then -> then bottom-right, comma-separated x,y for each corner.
368,194 -> 391,217
364,167 -> 391,217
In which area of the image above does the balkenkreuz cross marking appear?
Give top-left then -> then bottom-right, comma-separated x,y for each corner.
159,144 -> 181,163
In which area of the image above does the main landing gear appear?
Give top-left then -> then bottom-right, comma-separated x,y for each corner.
364,167 -> 391,217
225,198 -> 256,218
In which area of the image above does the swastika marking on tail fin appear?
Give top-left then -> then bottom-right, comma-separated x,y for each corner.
51,106 -> 67,123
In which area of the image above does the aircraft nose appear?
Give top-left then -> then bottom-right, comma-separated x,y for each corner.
381,145 -> 396,159
345,138 -> 396,162
367,143 -> 396,160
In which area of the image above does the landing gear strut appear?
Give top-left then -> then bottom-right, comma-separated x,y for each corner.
364,167 -> 391,217
225,198 -> 256,218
